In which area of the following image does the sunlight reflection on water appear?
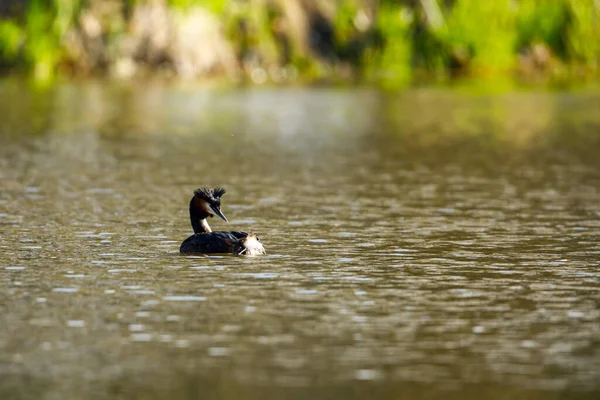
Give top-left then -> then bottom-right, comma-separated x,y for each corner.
0,83 -> 599,399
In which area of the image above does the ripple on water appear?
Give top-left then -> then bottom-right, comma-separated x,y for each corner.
133,290 -> 156,295
354,369 -> 383,381
129,324 -> 145,331
159,334 -> 173,342
230,219 -> 256,224
130,333 -> 152,342
163,295 -> 206,302
341,276 -> 374,282
140,300 -> 160,307
135,235 -> 168,239
295,289 -> 318,295
567,310 -> 585,319
52,288 -> 79,293
121,285 -> 142,290
208,347 -> 230,357
472,325 -> 485,334
233,272 -> 278,279
338,232 -> 358,237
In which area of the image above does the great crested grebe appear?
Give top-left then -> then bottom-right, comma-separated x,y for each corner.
179,187 -> 265,255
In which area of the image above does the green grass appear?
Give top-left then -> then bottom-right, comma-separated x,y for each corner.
0,20 -> 23,66
567,0 -> 600,70
0,0 -> 597,84
443,0 -> 517,73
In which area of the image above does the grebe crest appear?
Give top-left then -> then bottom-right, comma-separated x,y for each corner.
192,187 -> 227,223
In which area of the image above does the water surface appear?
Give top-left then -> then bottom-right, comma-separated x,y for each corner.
1,80 -> 599,399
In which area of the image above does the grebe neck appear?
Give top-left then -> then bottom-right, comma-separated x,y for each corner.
190,199 -> 212,233
197,218 -> 212,233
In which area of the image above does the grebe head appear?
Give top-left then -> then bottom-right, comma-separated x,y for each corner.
192,187 -> 228,222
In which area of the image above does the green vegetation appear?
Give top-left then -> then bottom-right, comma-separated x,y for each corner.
0,0 -> 598,85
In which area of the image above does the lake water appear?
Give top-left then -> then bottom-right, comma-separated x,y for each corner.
1,80 -> 599,399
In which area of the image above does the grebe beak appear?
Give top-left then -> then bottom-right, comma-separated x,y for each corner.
210,205 -> 228,222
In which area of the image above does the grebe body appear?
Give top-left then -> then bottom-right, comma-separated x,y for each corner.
179,187 -> 265,256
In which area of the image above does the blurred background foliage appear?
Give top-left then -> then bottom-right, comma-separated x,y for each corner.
0,0 -> 598,85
